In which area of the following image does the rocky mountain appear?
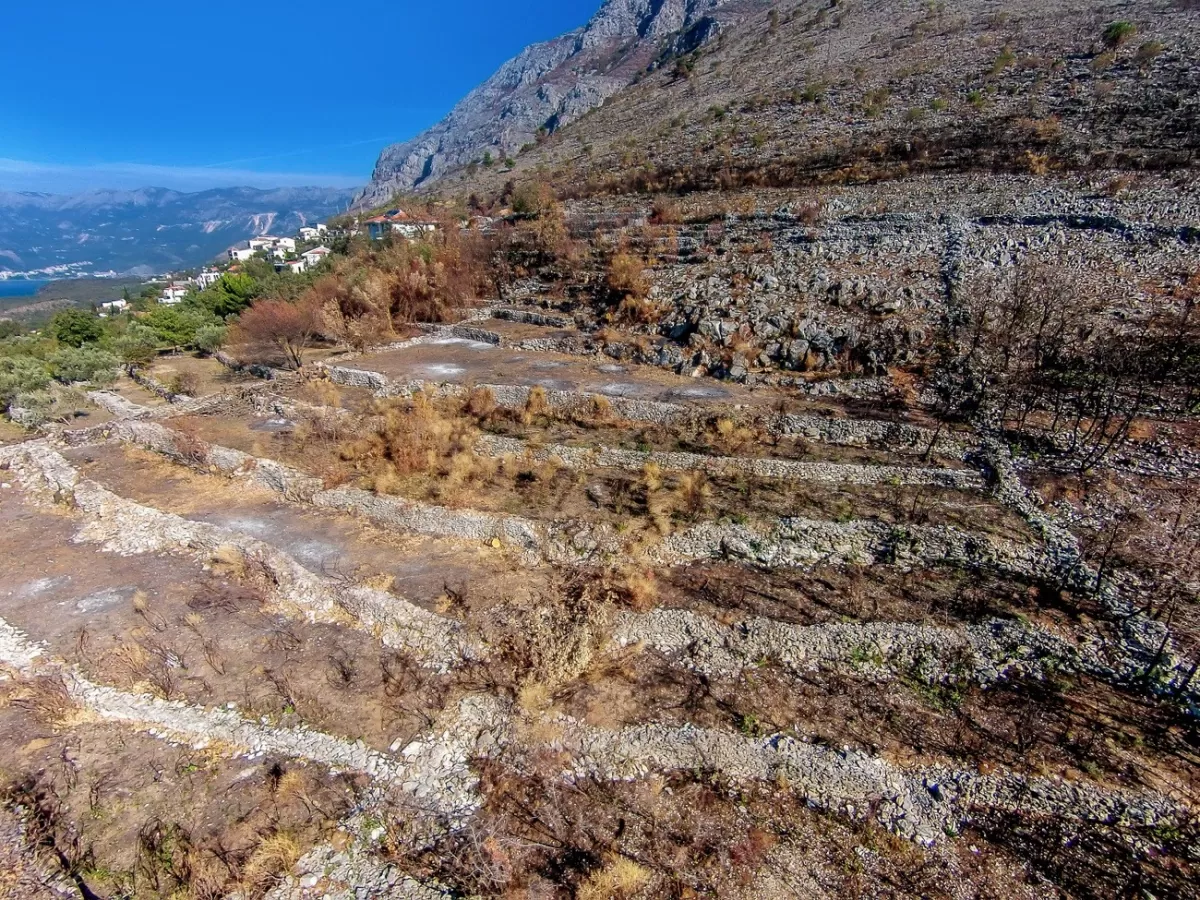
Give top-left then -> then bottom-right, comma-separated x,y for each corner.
357,0 -> 762,206
361,0 -> 1198,208
0,185 -> 356,277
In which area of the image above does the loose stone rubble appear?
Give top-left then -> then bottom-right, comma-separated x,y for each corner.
86,389 -> 153,419
557,718 -> 1185,847
611,608 -> 1159,701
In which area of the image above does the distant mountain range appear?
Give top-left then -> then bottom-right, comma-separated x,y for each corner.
0,185 -> 357,277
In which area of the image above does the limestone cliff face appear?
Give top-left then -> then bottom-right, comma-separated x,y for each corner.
356,0 -> 736,206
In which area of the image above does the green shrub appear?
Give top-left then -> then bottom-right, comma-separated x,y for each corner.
991,45 -> 1017,73
9,390 -> 52,425
801,81 -> 826,103
48,346 -> 120,385
1135,40 -> 1165,66
1102,21 -> 1136,48
0,356 -> 51,405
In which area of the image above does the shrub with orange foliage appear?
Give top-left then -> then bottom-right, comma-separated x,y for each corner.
649,196 -> 683,225
606,253 -> 650,303
230,297 -> 323,369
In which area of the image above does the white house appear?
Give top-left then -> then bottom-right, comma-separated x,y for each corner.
194,269 -> 222,289
284,258 -> 307,275
248,236 -> 277,251
160,282 -> 190,305
394,221 -> 438,239
366,210 -> 440,240
228,246 -> 255,261
274,237 -> 297,252
98,298 -> 128,317
298,224 -> 327,241
301,246 -> 331,267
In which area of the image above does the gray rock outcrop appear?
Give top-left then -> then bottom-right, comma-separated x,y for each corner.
357,0 -> 738,204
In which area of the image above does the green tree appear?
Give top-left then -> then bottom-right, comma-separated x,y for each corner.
50,309 -> 103,347
194,324 -> 227,354
144,307 -> 217,350
192,272 -> 260,318
115,324 -> 161,365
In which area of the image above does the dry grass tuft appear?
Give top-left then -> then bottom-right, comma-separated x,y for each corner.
641,461 -> 664,493
274,769 -> 307,800
337,392 -> 494,503
360,572 -> 396,593
210,544 -> 251,581
522,386 -> 550,424
239,832 -> 300,895
675,471 -> 713,519
590,395 -> 615,423
577,855 -> 652,900
713,417 -> 755,453
13,676 -> 75,725
616,566 -> 659,612
301,379 -> 343,409
132,589 -> 167,632
464,386 -> 498,419
517,680 -> 553,715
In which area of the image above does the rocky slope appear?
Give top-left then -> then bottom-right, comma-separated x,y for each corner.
356,0 -> 763,206
376,0 -> 1197,205
0,186 -> 356,277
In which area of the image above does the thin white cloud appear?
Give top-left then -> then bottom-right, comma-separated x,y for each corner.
0,157 -> 363,194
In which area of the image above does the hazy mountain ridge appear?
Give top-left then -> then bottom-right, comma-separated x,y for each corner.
0,185 -> 356,276
357,0 -> 754,205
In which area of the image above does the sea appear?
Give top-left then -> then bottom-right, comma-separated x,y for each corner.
0,279 -> 51,300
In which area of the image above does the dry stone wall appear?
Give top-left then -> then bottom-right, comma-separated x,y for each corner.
0,441 -> 471,669
554,716 -> 1184,847
476,434 -> 979,488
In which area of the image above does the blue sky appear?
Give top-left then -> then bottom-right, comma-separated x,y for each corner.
0,0 -> 599,194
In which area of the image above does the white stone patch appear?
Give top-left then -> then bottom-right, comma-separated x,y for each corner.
8,576 -> 73,600
420,363 -> 467,377
70,586 -> 133,614
427,336 -> 495,351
